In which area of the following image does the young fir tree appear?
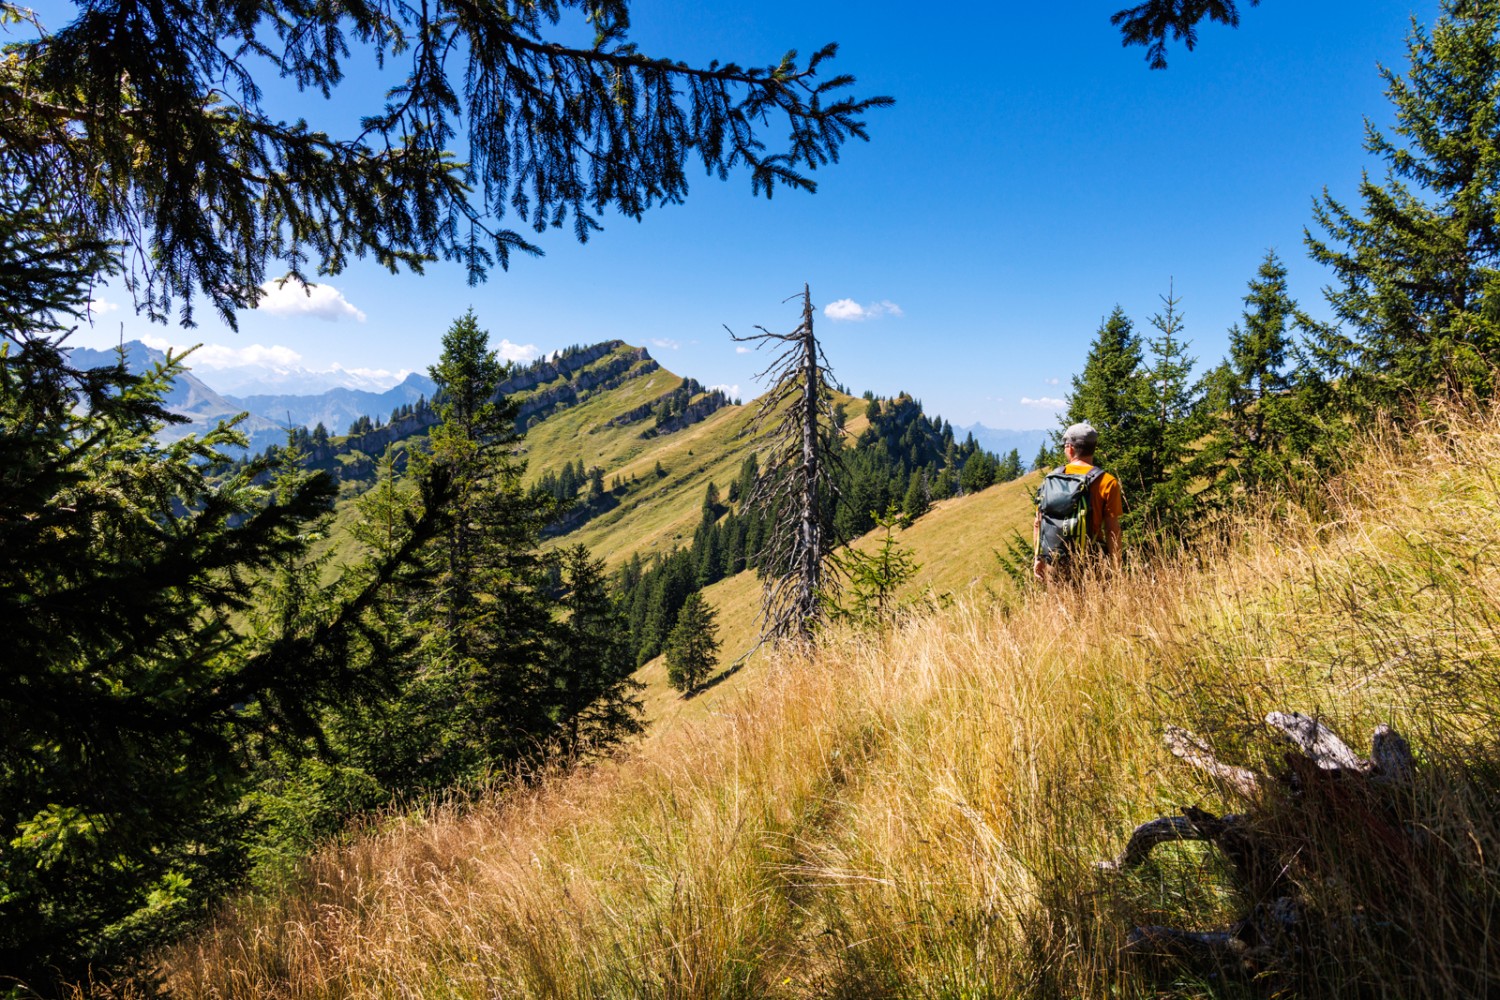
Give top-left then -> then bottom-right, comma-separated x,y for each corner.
1307,0 -> 1500,405
1133,283 -> 1201,530
831,507 -> 922,628
1063,305 -> 1146,488
550,545 -> 643,758
665,593 -> 721,693
1201,251 -> 1304,499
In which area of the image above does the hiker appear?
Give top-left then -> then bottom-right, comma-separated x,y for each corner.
1033,422 -> 1122,583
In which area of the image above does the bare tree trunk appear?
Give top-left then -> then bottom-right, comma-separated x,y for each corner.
795,286 -> 821,640
729,284 -> 844,647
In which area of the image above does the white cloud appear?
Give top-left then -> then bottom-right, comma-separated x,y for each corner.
824,298 -> 904,322
1045,377 -> 1060,386
88,297 -> 119,316
735,346 -> 752,355
192,342 -> 306,369
497,339 -> 540,363
1021,396 -> 1067,410
710,383 -> 740,400
650,337 -> 681,350
256,278 -> 367,322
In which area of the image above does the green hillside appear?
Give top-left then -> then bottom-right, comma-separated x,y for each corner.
315,341 -> 881,579
303,337 -> 1015,736
635,471 -> 1041,735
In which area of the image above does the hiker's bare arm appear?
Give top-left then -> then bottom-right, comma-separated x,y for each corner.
1033,512 -> 1044,578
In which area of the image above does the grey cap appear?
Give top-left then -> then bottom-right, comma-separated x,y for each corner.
1062,422 -> 1099,451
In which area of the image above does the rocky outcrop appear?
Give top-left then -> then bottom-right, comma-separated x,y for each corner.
648,392 -> 730,436
515,348 -> 657,425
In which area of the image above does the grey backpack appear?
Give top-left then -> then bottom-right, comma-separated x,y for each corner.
1034,465 -> 1103,566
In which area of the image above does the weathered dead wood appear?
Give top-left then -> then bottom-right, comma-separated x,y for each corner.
1124,924 -> 1244,957
1096,812 -> 1249,872
1265,711 -> 1366,770
1098,712 -> 1416,974
1164,726 -> 1262,797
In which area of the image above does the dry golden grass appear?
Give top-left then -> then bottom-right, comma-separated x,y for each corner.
154,405 -> 1500,999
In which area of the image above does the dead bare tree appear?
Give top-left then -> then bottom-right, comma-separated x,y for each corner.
729,285 -> 844,645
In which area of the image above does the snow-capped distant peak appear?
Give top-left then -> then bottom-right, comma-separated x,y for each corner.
195,363 -> 413,397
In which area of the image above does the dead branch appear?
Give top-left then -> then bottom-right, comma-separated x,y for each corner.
1265,711 -> 1366,770
1164,726 -> 1263,797
1096,813 -> 1248,871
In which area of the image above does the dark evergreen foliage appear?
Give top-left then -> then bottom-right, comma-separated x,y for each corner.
0,341 -> 442,985
1307,0 -> 1500,407
1112,0 -> 1260,68
3,1 -> 890,326
665,593 -> 721,693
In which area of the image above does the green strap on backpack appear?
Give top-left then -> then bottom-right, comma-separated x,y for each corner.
1034,465 -> 1104,567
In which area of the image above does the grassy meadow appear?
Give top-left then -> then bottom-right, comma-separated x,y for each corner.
149,406 -> 1500,999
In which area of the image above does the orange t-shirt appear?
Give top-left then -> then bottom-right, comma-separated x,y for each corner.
1063,461 -> 1123,540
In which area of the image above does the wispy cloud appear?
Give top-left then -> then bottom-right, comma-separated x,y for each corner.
88,296 -> 119,316
824,298 -> 904,323
735,346 -> 752,355
141,334 -> 303,369
497,340 -> 540,363
1021,396 -> 1067,410
256,277 -> 367,322
650,337 -> 681,350
1045,377 -> 1060,386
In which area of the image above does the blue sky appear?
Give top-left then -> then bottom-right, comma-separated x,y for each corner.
58,1 -> 1438,429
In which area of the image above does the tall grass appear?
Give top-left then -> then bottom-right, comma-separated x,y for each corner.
150,406 -> 1500,999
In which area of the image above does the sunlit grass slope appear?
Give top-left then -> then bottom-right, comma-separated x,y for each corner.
531,382 -> 864,570
634,471 -> 1042,735
160,408 -> 1500,999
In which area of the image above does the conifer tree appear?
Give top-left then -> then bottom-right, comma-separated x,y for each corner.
1307,0 -> 1500,404
3,2 -> 889,327
1133,284 -> 1201,528
902,470 -> 931,522
998,448 -> 1023,482
551,546 -> 643,757
1065,306 -> 1146,466
409,310 -> 559,777
0,338 -> 437,982
665,593 -> 721,693
1201,251 -> 1306,497
830,508 -> 921,628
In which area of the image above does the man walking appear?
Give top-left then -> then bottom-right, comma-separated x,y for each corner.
1033,422 -> 1123,583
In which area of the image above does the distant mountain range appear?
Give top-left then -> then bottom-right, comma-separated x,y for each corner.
66,341 -> 437,454
226,374 -> 437,437
955,424 -> 1051,461
205,364 -> 416,397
